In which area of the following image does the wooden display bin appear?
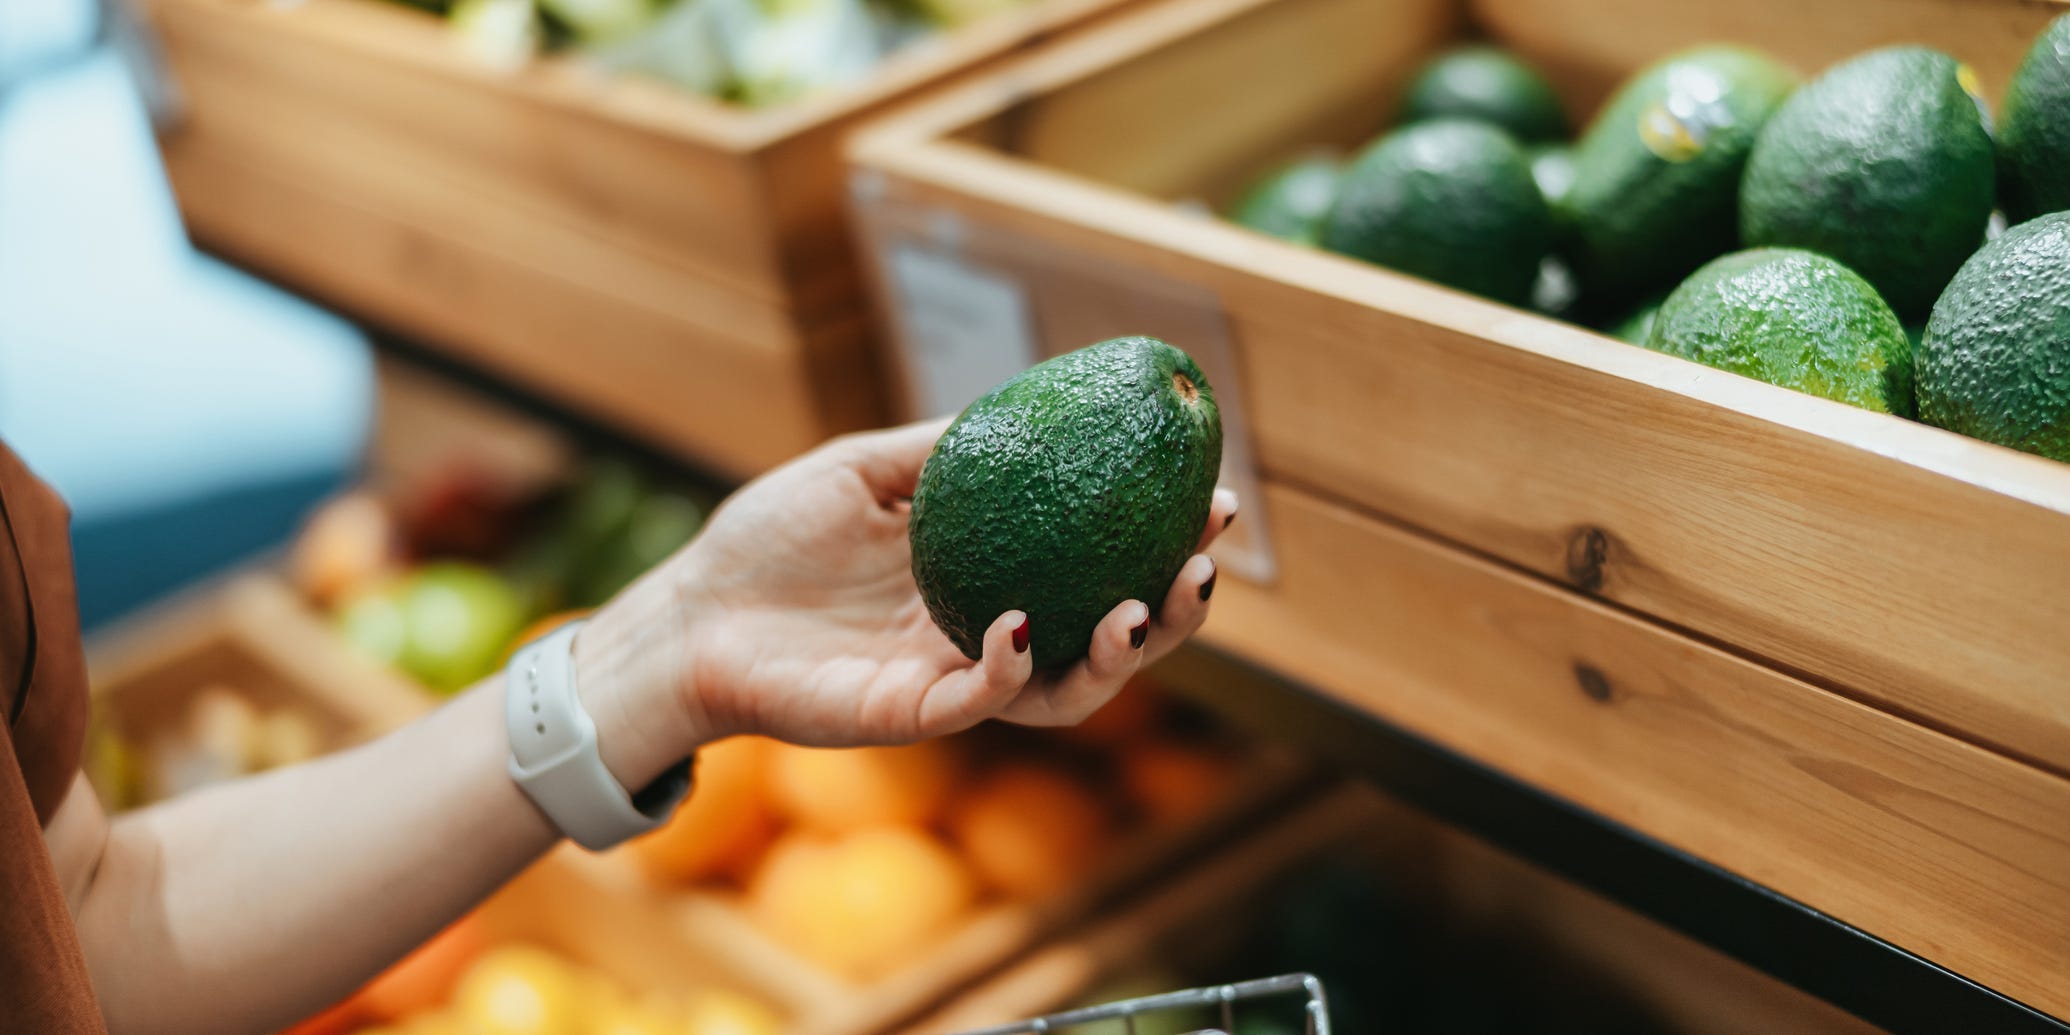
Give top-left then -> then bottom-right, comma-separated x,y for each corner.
897,785 -> 1881,1035
85,557 -> 1314,1034
562,750 -> 1310,1035
845,0 -> 2070,1017
199,359 -> 1316,1033
88,573 -> 432,754
142,0 -> 1141,480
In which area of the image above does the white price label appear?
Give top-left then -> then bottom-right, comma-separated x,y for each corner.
887,245 -> 1038,418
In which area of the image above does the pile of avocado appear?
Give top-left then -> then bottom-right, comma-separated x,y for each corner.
1228,14 -> 2070,463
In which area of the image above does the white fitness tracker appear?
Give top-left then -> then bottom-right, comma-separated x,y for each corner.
505,619 -> 692,850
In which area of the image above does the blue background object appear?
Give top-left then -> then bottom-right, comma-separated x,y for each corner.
0,13 -> 375,628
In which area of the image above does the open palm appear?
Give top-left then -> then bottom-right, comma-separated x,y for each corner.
663,419 -> 1233,748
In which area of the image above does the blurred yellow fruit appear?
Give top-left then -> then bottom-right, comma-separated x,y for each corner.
948,765 -> 1111,898
1122,741 -> 1233,826
453,946 -> 582,1035
748,826 -> 975,978
293,492 -> 398,606
630,737 -> 778,885
767,742 -> 958,832
586,1000 -> 676,1035
683,990 -> 783,1035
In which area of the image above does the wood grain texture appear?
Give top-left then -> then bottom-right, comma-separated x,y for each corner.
1474,0 -> 2070,115
164,141 -> 862,477
1195,484 -> 2070,1018
848,0 -> 2070,775
143,0 -> 1130,476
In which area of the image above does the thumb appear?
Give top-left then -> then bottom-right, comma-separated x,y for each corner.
843,416 -> 953,503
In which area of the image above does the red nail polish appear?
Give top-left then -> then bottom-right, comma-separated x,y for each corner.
1199,567 -> 1217,602
1129,617 -> 1149,649
1012,616 -> 1030,654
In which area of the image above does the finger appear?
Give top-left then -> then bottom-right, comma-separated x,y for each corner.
840,416 -> 954,504
999,599 -> 1149,727
915,610 -> 1032,735
1193,488 -> 1240,553
1142,553 -> 1217,662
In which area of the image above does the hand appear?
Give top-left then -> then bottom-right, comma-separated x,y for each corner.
572,419 -> 1237,788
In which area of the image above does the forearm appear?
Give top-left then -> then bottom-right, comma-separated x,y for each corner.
77,677 -> 558,1035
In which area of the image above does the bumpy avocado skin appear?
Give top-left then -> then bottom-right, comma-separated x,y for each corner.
1646,248 -> 1915,416
2000,13 -> 2070,223
1558,46 -> 1798,303
909,337 -> 1223,670
1229,155 -> 1343,244
1320,118 -> 1551,306
1399,45 -> 1569,143
1739,47 -> 1995,318
1917,212 -> 2070,461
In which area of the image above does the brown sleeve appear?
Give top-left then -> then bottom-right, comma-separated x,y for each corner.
2,443 -> 90,823
0,441 -> 109,1032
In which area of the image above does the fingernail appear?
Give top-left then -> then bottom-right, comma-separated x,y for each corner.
1199,564 -> 1217,602
1129,617 -> 1149,649
1012,615 -> 1030,654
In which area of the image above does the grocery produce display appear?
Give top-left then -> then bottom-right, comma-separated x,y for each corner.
1738,47 -> 1993,318
625,681 -> 1244,978
1646,249 -> 1914,416
1916,211 -> 2070,461
297,457 -> 715,695
1229,18 -> 2070,462
910,337 -> 1222,670
1997,14 -> 2070,223
88,686 -> 330,811
283,915 -> 784,1035
379,0 -> 1037,106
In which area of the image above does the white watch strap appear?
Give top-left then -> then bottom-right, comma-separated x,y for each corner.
505,620 -> 685,850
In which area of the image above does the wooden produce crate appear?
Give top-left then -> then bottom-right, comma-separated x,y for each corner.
897,784 -> 1879,1035
253,359 -> 1319,1033
562,746 -> 1311,1035
846,0 -> 2070,1017
143,0 -> 1142,480
88,574 -> 432,760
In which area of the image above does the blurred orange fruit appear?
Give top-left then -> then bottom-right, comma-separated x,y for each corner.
291,493 -> 398,606
1056,676 -> 1164,747
629,736 -> 778,885
767,742 -> 958,832
683,990 -> 785,1035
353,913 -> 488,1020
1123,740 -> 1234,826
747,826 -> 975,978
948,765 -> 1112,898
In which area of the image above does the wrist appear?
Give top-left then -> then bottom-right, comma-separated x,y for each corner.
571,572 -> 715,792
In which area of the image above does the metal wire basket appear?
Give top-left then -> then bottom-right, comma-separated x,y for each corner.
953,973 -> 1331,1035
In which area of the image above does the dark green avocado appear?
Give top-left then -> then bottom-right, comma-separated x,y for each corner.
1398,45 -> 1568,143
1917,212 -> 2070,461
1647,248 -> 1914,415
1228,154 -> 1342,244
1558,46 -> 1798,303
1319,118 -> 1550,306
909,337 -> 1223,669
1999,12 -> 2070,223
1739,46 -> 1995,318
